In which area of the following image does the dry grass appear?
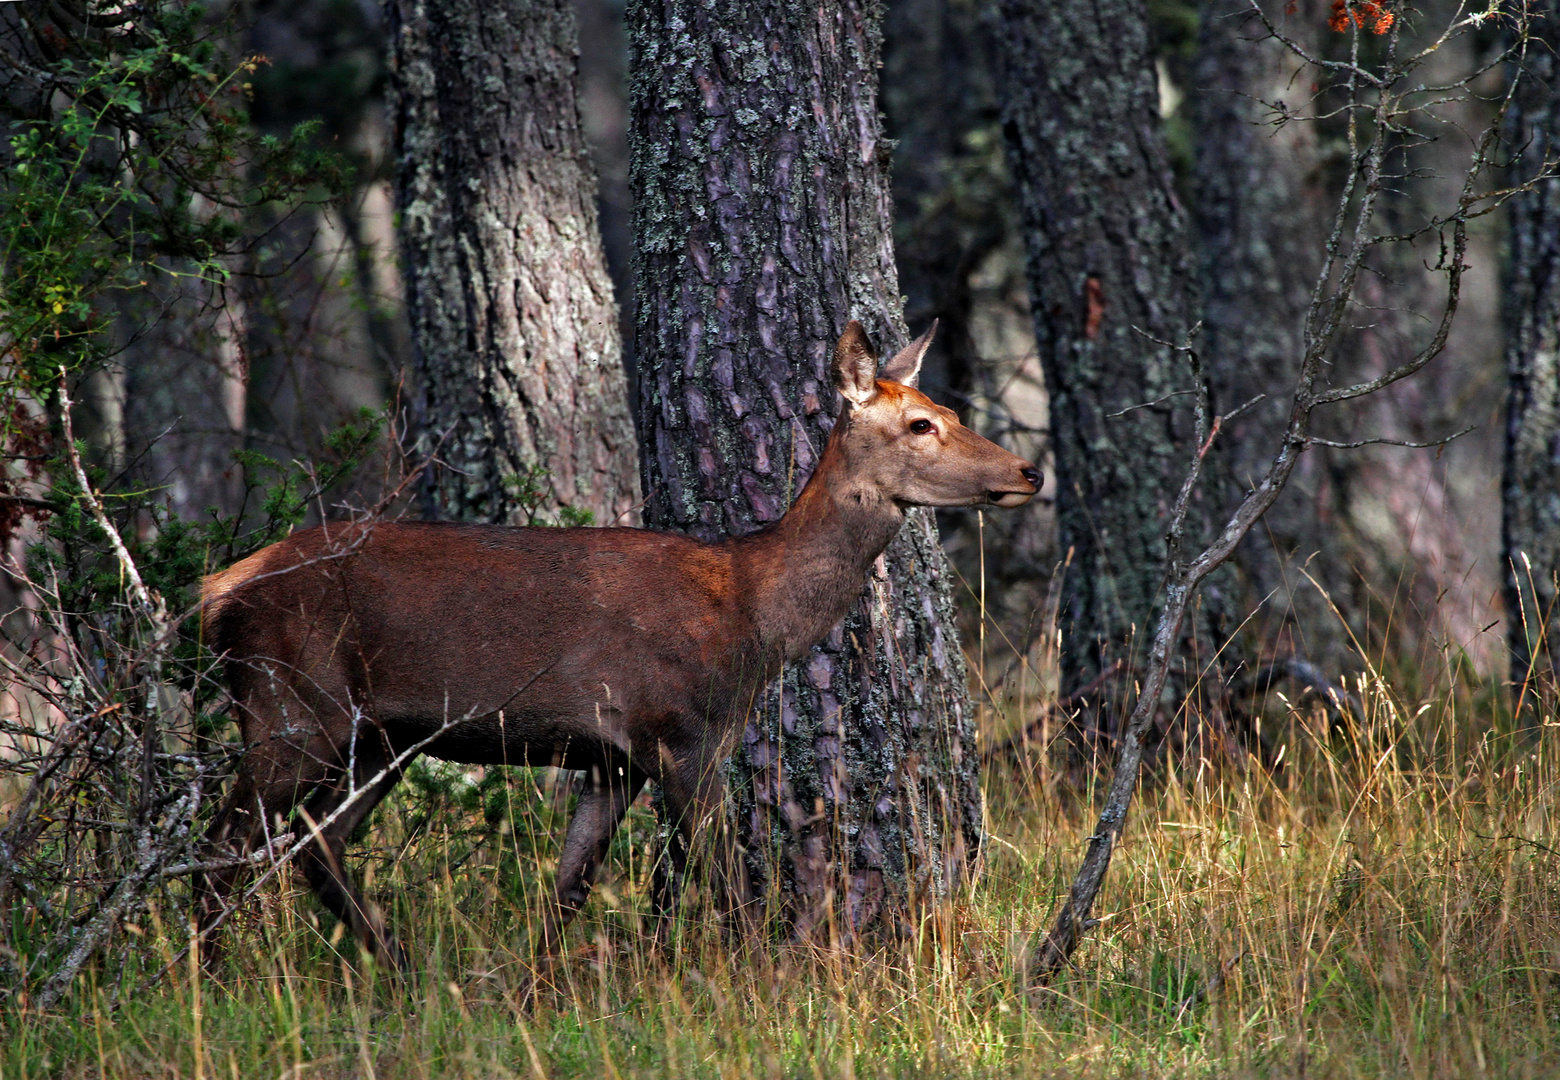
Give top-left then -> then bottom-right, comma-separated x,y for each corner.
3,642 -> 1558,1079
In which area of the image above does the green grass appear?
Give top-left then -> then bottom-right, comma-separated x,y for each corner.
5,659 -> 1559,1079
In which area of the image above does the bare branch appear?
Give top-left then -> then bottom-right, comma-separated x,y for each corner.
139,674 -> 551,992
58,369 -> 165,626
1026,0 -> 1537,987
1244,0 -> 1383,87
1307,425 -> 1475,451
1106,389 -> 1197,419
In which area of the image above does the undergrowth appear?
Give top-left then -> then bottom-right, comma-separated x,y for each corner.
3,645 -> 1556,1080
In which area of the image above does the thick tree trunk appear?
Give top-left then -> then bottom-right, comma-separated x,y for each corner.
627,0 -> 980,934
1190,1 -> 1345,670
384,0 -> 640,526
996,0 -> 1234,740
1504,0 -> 1560,697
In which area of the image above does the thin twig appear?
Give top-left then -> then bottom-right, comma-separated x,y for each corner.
1026,1 -> 1530,987
1306,425 -> 1474,451
1106,389 -> 1197,419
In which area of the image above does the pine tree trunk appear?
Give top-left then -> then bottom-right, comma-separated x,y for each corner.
384,0 -> 640,525
996,0 -> 1234,744
1504,0 -> 1560,696
627,0 -> 980,934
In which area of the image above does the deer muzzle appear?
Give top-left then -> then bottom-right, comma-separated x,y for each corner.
987,465 -> 1042,507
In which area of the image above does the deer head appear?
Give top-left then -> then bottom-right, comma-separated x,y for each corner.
831,320 -> 1041,509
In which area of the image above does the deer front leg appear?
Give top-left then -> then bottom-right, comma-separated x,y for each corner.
294,731 -> 414,971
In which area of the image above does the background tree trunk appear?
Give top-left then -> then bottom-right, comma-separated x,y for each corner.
384,0 -> 639,525
1504,0 -> 1560,698
627,0 -> 980,934
121,271 -> 248,523
881,0 -> 1054,617
996,0 -> 1236,748
575,0 -> 638,399
1190,1 -> 1346,672
881,0 -> 1002,407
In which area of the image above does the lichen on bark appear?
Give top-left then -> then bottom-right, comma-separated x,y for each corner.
384,0 -> 640,525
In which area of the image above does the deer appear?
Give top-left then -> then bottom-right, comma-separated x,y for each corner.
193,320 -> 1040,977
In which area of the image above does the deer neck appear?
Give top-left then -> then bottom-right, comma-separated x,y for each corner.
733,434 -> 906,663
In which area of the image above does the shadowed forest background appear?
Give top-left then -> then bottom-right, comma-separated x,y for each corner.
4,0 -> 1560,1076
8,0 -> 1508,676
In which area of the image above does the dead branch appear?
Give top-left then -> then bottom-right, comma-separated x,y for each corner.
1026,1 -> 1533,987
1250,656 -> 1362,722
139,676 -> 551,993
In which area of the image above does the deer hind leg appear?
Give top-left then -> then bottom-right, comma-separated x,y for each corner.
192,772 -> 267,969
652,750 -> 756,940
194,695 -> 344,965
293,724 -> 413,971
531,755 -> 648,969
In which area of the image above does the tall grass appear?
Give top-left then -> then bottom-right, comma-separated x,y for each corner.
3,635 -> 1557,1079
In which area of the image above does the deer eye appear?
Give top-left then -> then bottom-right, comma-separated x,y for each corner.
909,418 -> 934,435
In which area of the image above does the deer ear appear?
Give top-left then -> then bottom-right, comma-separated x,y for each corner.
833,320 -> 880,408
880,319 -> 936,388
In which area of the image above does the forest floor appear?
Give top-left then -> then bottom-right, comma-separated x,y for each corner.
3,649 -> 1557,1079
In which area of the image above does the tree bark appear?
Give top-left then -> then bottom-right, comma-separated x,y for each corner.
1504,0 -> 1560,698
384,0 -> 640,526
996,0 -> 1234,739
627,0 -> 980,934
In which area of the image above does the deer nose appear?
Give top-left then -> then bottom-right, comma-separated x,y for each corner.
1021,466 -> 1041,489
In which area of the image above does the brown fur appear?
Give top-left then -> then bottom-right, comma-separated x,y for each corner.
193,322 -> 1039,974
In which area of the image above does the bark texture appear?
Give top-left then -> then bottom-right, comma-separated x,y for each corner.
997,0 -> 1232,729
1504,0 -> 1560,694
627,0 -> 980,933
384,0 -> 640,525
